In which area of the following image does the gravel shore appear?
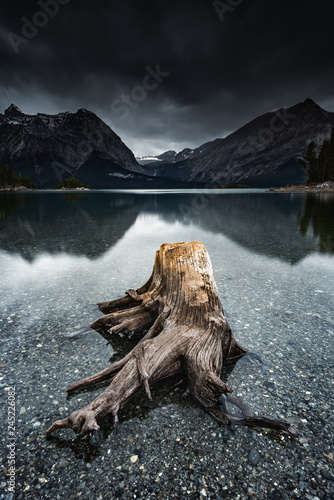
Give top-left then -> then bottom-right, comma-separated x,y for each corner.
272,181 -> 334,193
1,191 -> 333,500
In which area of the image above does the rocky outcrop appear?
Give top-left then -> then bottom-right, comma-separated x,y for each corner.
0,104 -> 147,188
149,99 -> 334,187
2,99 -> 334,188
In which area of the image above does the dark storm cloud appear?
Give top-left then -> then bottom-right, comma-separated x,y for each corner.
1,0 -> 334,155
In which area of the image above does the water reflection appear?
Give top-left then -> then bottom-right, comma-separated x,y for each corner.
299,193 -> 334,254
0,193 -> 31,219
0,190 -> 333,263
0,192 -> 143,261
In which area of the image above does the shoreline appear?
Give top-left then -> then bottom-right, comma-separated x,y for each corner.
271,181 -> 334,193
1,183 -> 334,193
0,186 -> 90,192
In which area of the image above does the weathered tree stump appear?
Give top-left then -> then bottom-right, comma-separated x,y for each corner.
46,242 -> 298,437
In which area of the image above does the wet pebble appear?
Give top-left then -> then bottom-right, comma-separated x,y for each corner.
248,449 -> 260,465
1,199 -> 334,500
322,470 -> 334,481
56,459 -> 70,469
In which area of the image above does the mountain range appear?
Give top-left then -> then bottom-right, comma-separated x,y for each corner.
1,99 -> 333,188
137,99 -> 334,187
0,104 -> 190,188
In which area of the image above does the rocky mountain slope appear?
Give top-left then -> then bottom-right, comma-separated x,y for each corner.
146,99 -> 334,187
0,104 -> 168,188
2,99 -> 333,188
137,149 -> 196,166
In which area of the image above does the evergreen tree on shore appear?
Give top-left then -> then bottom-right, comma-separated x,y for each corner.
302,141 -> 318,182
53,177 -> 90,189
303,129 -> 334,182
318,139 -> 330,181
327,129 -> 334,180
0,164 -> 35,188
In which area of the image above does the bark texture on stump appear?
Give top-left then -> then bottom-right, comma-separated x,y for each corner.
46,242 -> 298,437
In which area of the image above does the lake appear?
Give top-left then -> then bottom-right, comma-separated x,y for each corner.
1,189 -> 334,499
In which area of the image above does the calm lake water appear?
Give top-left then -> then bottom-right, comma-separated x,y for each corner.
1,189 -> 334,499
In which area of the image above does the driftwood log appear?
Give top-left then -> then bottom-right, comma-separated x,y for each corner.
46,242 -> 298,437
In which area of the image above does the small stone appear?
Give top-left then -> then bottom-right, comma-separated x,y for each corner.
299,437 -> 308,444
248,450 -> 260,465
321,470 -> 334,481
19,406 -> 26,415
130,455 -> 138,463
200,488 -> 207,497
57,459 -> 69,469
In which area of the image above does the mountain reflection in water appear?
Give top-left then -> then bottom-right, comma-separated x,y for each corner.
0,190 -> 333,264
299,192 -> 334,254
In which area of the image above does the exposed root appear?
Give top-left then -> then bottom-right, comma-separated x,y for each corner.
47,242 -> 299,439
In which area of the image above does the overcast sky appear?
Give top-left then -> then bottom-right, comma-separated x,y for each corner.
1,0 -> 334,156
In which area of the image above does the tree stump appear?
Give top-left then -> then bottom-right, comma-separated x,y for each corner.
46,242 -> 298,437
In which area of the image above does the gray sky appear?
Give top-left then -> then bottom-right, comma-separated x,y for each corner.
1,0 -> 334,156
